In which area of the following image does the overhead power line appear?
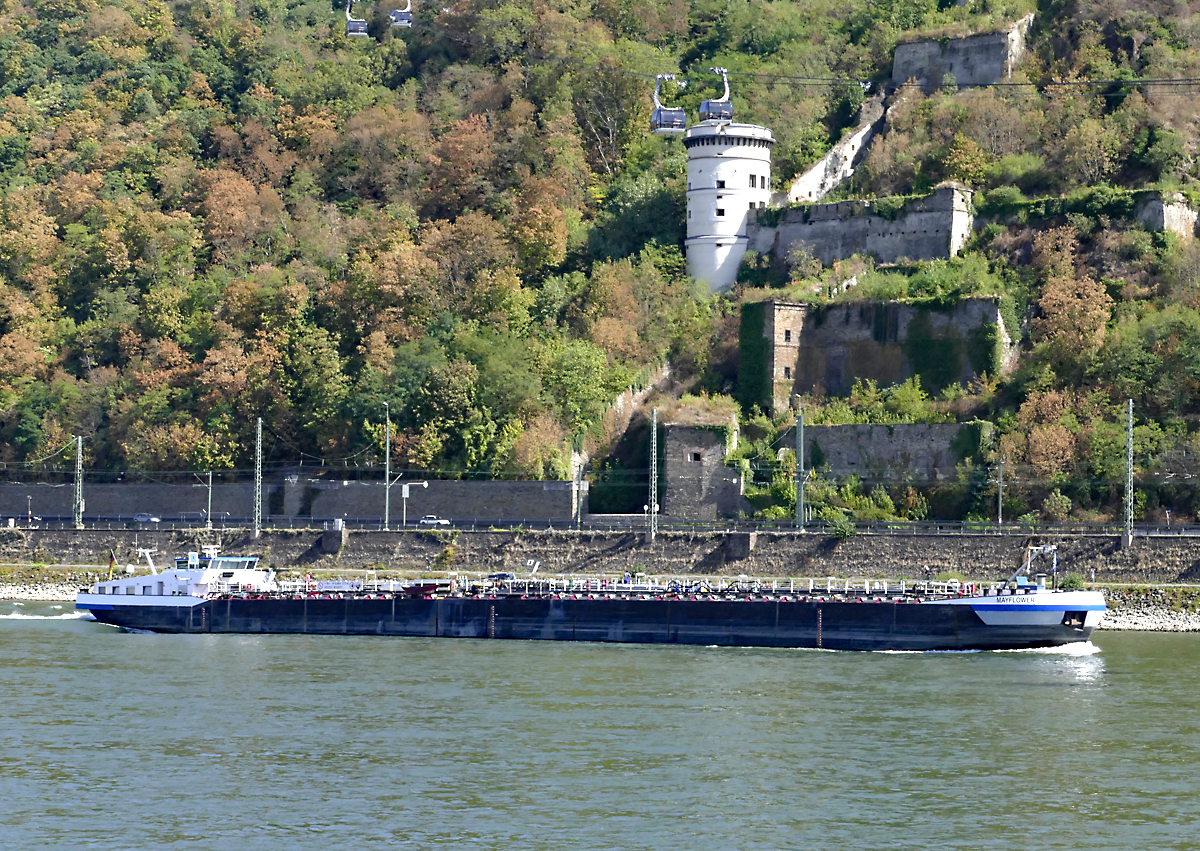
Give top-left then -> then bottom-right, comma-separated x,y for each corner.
418,11 -> 1200,97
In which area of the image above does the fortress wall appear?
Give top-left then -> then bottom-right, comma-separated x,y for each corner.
1136,195 -> 1199,239
788,94 -> 886,203
661,425 -> 749,520
741,297 -> 1013,411
783,423 -> 989,482
892,14 -> 1034,91
748,186 -> 973,268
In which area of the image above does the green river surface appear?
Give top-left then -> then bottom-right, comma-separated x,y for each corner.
1,600 -> 1198,850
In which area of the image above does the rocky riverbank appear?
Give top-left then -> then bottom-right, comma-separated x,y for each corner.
0,582 -> 79,601
1097,587 -> 1200,631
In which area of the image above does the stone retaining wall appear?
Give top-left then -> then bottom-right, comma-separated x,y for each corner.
0,479 -> 583,525
3,528 -> 1198,584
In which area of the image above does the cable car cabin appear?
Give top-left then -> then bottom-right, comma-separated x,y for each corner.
346,17 -> 369,36
699,100 -> 733,122
651,73 -> 687,136
651,107 -> 687,135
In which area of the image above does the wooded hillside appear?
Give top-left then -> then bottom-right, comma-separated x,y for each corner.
2,0 -> 1200,522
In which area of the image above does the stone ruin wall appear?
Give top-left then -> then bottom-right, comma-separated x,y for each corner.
891,14 -> 1034,91
784,423 -> 988,484
788,94 -> 886,204
661,425 -> 749,521
1136,194 -> 1199,239
746,185 -> 974,269
752,297 -> 1016,411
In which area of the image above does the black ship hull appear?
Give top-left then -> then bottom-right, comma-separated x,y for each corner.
81,597 -> 1095,652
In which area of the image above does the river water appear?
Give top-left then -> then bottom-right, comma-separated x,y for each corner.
1,601 -> 1197,850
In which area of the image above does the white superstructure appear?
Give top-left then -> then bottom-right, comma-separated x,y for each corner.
684,121 -> 775,291
80,547 -> 275,608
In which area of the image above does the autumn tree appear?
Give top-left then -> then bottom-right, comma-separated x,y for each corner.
1032,227 -> 1114,376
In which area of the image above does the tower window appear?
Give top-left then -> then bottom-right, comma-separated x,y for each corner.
783,367 -> 791,379
689,452 -> 702,462
715,208 -> 725,217
750,175 -> 757,188
716,179 -> 726,189
784,329 -> 791,342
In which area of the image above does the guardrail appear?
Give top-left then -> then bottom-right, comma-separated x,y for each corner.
7,516 -> 1200,538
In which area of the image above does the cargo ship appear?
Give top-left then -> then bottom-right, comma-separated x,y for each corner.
75,545 -> 1104,651
77,544 -> 1104,652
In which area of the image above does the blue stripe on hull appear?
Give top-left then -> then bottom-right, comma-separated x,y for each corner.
969,604 -> 1106,612
87,598 -> 1095,652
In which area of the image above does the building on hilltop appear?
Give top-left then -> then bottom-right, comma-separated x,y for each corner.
738,297 -> 1017,414
684,121 -> 775,292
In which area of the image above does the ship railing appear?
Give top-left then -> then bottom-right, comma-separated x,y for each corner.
254,572 -> 1001,601
211,581 -> 257,595
472,574 -> 1008,600
482,575 -> 941,598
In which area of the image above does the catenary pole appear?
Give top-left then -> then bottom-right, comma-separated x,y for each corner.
649,408 -> 658,543
1124,398 -> 1134,547
997,458 -> 1003,528
795,399 -> 804,531
383,402 -> 391,531
73,435 -> 83,529
254,417 -> 262,538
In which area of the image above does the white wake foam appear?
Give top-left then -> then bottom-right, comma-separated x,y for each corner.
996,641 -> 1101,656
879,642 -> 1100,656
0,611 -> 93,621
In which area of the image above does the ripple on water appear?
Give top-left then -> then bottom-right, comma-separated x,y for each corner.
0,618 -> 1196,850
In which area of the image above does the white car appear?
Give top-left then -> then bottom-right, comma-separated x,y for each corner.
418,515 -> 449,526
133,513 -> 161,523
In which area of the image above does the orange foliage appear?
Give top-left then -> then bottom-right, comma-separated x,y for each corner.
422,115 -> 496,217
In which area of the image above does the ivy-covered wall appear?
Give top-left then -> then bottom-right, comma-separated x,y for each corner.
745,298 -> 1013,410
737,302 -> 772,413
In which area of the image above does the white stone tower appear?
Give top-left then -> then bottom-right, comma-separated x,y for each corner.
684,121 -> 775,291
